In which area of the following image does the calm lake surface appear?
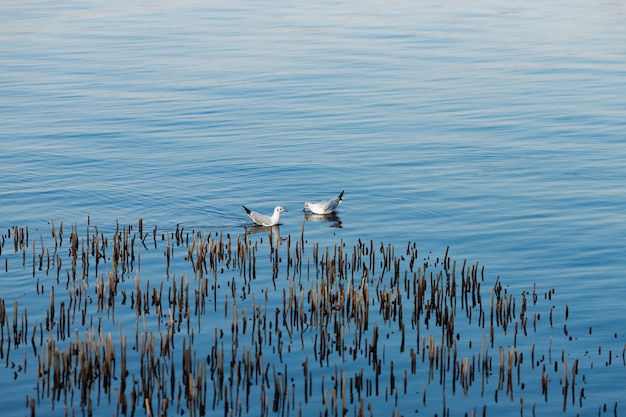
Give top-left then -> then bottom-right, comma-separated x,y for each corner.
2,0 -> 626,415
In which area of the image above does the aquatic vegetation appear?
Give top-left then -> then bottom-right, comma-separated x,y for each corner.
0,220 -> 623,416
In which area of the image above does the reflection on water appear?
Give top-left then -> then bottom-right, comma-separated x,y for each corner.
244,224 -> 285,245
304,212 -> 343,228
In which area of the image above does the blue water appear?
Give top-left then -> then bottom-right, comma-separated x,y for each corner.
2,0 -> 626,415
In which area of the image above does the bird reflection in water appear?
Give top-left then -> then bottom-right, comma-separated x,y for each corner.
244,224 -> 285,246
304,212 -> 343,228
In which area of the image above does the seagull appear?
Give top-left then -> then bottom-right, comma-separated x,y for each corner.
303,191 -> 344,215
242,205 -> 288,226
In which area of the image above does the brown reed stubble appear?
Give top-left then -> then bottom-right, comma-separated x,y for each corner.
0,221 -> 618,416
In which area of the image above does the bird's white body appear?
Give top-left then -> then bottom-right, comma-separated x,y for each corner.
242,205 -> 287,226
303,191 -> 344,215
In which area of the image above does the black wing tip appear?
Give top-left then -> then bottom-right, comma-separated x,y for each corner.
338,190 -> 345,200
242,205 -> 251,214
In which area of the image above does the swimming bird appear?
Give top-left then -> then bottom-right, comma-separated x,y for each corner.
303,191 -> 344,215
242,205 -> 288,226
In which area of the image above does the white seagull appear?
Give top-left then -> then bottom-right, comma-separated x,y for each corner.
303,191 -> 344,215
242,205 -> 288,226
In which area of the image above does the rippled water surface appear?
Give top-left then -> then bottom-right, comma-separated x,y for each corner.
2,0 -> 626,415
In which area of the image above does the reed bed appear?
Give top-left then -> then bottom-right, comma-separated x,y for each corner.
0,220 -> 623,416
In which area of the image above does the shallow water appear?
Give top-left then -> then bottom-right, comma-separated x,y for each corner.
2,0 -> 626,415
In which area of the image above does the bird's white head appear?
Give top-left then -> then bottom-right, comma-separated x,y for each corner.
303,202 -> 312,211
275,206 -> 287,213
